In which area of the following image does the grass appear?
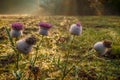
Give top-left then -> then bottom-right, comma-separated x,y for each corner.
0,16 -> 120,80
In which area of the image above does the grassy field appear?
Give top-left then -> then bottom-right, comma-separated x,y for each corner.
0,16 -> 120,80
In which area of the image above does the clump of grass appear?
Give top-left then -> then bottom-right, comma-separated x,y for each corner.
105,46 -> 120,59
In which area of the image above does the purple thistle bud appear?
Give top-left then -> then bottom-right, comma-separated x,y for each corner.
94,40 -> 112,56
38,22 -> 52,29
38,22 -> 52,36
69,22 -> 82,35
76,22 -> 81,27
16,35 -> 37,54
11,22 -> 24,30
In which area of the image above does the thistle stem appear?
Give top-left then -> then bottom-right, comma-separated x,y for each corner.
62,35 -> 74,80
16,53 -> 19,70
5,27 -> 21,79
32,35 -> 43,67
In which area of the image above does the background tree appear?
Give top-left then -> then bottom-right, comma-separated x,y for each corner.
99,0 -> 120,15
0,0 -> 120,15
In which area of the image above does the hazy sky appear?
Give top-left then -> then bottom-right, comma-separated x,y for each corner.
0,0 -> 39,14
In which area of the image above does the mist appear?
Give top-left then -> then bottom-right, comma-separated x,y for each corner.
0,0 -> 119,15
0,0 -> 50,15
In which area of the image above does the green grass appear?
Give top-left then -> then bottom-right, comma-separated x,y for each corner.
0,16 -> 120,80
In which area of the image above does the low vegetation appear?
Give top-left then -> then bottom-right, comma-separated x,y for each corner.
0,16 -> 120,80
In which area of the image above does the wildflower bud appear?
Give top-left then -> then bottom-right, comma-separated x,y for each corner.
94,40 -> 112,56
69,22 -> 82,35
16,35 -> 37,54
38,22 -> 52,36
10,22 -> 24,38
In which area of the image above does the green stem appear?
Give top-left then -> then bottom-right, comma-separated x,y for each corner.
5,27 -> 17,52
32,45 -> 39,67
32,35 -> 43,67
5,28 -> 14,46
16,53 -> 19,70
5,27 -> 21,79
62,66 -> 74,80
62,35 -> 74,80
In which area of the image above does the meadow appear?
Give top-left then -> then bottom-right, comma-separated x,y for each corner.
0,16 -> 120,80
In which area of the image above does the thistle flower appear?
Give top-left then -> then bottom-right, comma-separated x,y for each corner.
11,22 -> 24,30
69,22 -> 82,35
10,22 -> 24,38
94,40 -> 112,56
38,22 -> 52,35
16,35 -> 37,54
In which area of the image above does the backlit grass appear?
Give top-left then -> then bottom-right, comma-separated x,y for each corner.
0,16 -> 120,80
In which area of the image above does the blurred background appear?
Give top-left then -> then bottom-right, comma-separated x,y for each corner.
0,0 -> 120,15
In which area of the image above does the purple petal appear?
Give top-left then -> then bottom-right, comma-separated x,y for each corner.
76,22 -> 81,27
38,22 -> 52,29
12,22 -> 23,30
